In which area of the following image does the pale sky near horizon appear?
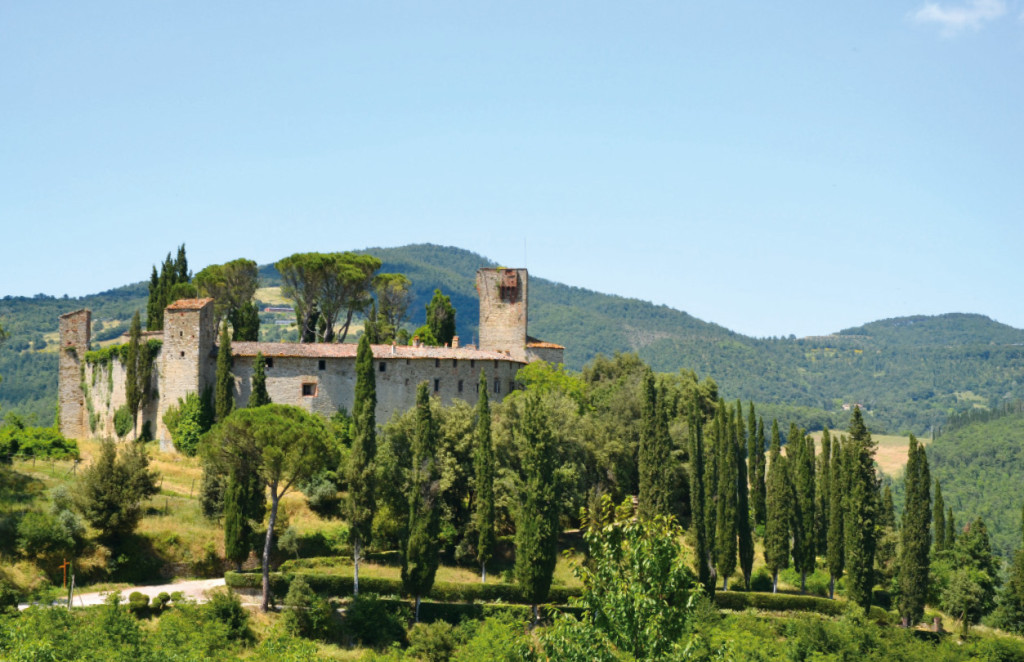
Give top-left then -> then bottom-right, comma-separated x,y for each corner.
2,2 -> 1021,338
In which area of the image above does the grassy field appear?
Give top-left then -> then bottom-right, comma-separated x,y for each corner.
807,430 -> 927,478
254,287 -> 290,306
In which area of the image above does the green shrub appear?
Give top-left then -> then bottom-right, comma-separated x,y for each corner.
407,621 -> 459,662
714,591 -> 844,616
114,406 -> 133,438
128,591 -> 150,614
750,567 -> 773,592
154,592 -> 171,611
342,595 -> 408,648
204,589 -> 253,642
282,576 -> 334,641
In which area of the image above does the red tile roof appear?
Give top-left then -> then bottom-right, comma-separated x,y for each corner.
526,336 -> 565,349
230,341 -> 525,362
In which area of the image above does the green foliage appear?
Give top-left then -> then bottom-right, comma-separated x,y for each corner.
276,251 -> 382,343
164,390 -> 212,457
342,594 -> 408,648
735,403 -> 754,590
425,288 -> 457,347
0,421 -> 77,461
215,321 -> 234,423
898,435 -> 931,625
146,244 -> 191,331
113,404 -> 133,438
202,403 -> 332,610
248,352 -> 272,407
127,590 -> 150,614
406,621 -> 460,662
349,332 -> 377,593
373,272 -> 413,344
844,407 -> 879,613
764,419 -> 790,587
790,424 -> 816,585
514,390 -> 560,614
403,382 -> 442,612
205,588 -> 254,642
573,496 -> 700,659
638,370 -> 673,521
73,438 -> 159,542
714,401 -> 738,589
282,576 -> 334,640
194,257 -> 260,330
689,398 -> 712,593
928,412 -> 1024,558
474,370 -> 495,580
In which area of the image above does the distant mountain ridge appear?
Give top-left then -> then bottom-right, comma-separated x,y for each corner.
3,243 -> 1023,435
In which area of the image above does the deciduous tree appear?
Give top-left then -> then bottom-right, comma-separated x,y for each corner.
202,404 -> 330,611
73,439 -> 159,543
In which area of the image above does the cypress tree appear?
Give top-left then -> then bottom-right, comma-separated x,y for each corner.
816,428 -> 832,555
715,404 -> 738,590
346,333 -> 377,595
639,371 -> 672,520
689,400 -> 712,594
753,416 -> 767,527
248,352 -> 271,407
735,405 -> 754,590
791,425 -> 816,592
898,435 -> 931,626
403,382 -> 441,622
946,508 -> 956,549
705,402 -> 724,591
230,301 -> 260,341
844,407 -> 879,613
747,403 -> 766,527
826,436 -> 846,598
474,370 -> 495,582
146,266 -> 160,331
764,419 -> 790,592
934,480 -> 946,552
880,485 -> 896,530
223,470 -> 252,571
215,322 -> 234,423
514,391 -> 560,626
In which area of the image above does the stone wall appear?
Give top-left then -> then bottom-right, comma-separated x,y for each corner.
58,310 -> 90,440
81,356 -> 160,441
477,268 -> 528,361
230,353 -> 524,424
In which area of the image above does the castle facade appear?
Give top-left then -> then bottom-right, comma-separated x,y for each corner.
58,268 -> 562,449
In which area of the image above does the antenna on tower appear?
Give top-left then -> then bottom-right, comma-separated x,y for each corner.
524,238 -> 528,269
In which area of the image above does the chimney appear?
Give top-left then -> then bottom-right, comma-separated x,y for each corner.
391,343 -> 396,355
452,335 -> 459,349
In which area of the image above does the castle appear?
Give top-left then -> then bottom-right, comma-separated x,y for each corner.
58,268 -> 563,449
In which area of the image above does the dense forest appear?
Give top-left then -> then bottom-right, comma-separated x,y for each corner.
3,244 -> 1024,435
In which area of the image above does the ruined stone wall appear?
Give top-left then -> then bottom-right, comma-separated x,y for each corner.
80,356 -> 160,440
477,268 -> 528,361
230,354 -> 524,424
158,300 -> 216,443
58,310 -> 90,440
526,346 -> 565,365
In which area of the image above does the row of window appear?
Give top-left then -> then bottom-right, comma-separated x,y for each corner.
264,357 -> 510,373
299,378 -> 517,397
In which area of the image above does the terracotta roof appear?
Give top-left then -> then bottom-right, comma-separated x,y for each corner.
58,309 -> 89,319
526,336 -> 565,350
166,298 -> 214,311
230,341 -> 525,362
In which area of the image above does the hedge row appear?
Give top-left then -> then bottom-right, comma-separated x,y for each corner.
714,590 -> 891,622
225,571 -> 581,605
372,599 -> 584,624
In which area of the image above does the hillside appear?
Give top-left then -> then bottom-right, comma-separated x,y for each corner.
3,244 -> 1024,435
928,410 -> 1024,558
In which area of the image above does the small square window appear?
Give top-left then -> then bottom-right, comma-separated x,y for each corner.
302,383 -> 316,397
435,358 -> 440,368
406,359 -> 410,365
433,378 -> 440,393
265,357 -> 274,368
494,378 -> 501,394
180,351 -> 185,358
470,359 -> 475,368
458,379 -> 464,393
379,362 -> 386,373
318,360 -> 326,371
494,360 -> 498,368
452,359 -> 457,368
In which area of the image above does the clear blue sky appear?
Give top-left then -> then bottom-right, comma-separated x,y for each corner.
2,2 -> 1021,338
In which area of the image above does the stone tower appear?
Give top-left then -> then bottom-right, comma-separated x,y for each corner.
477,268 -> 528,361
58,309 -> 91,439
157,298 -> 216,443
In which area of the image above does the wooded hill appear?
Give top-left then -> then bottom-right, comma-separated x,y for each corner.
3,244 -> 1024,435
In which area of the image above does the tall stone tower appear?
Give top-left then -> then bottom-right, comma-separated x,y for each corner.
158,298 -> 216,444
476,268 -> 528,361
57,309 -> 91,439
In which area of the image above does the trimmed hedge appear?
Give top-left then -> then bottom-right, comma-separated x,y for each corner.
714,590 -> 891,622
371,599 -> 584,625
225,570 -> 580,605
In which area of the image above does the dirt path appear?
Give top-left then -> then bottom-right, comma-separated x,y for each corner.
19,577 -> 231,610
